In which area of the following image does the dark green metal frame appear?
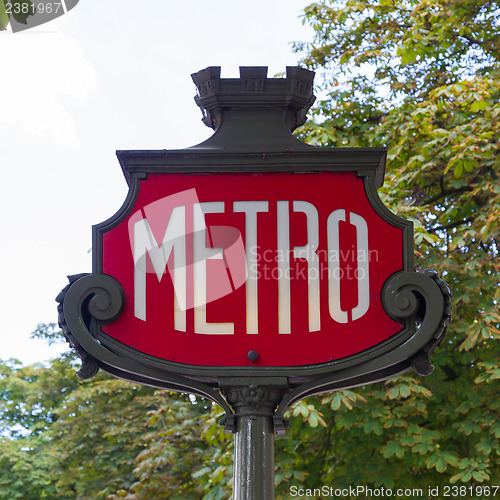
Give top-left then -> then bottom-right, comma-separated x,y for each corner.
57,67 -> 452,432
57,155 -> 450,432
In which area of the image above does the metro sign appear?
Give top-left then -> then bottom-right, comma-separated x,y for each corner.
95,164 -> 411,370
58,65 -> 451,399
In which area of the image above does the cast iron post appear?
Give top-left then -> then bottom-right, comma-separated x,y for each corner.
220,378 -> 288,499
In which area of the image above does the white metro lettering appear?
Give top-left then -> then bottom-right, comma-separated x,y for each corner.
327,210 -> 369,323
134,206 -> 186,330
133,201 -> 370,334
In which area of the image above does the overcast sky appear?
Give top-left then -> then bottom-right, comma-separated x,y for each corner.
0,1 -> 314,365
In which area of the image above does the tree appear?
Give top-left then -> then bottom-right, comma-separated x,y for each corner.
277,0 -> 499,488
0,354 -> 77,498
0,435 -> 66,499
0,325 -> 227,499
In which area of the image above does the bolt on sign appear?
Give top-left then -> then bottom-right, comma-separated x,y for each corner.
58,66 -> 451,498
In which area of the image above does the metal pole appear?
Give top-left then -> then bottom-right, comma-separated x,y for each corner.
220,377 -> 288,500
233,411 -> 275,499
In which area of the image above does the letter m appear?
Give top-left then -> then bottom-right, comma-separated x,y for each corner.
133,206 -> 186,330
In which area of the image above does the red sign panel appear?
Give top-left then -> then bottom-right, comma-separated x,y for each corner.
100,171 -> 403,367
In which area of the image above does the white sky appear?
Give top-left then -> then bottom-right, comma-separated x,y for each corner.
0,0 -> 314,365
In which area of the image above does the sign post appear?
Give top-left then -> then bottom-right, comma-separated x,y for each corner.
58,66 -> 451,498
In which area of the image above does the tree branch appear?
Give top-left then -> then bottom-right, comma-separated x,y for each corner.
427,185 -> 474,205
428,218 -> 473,234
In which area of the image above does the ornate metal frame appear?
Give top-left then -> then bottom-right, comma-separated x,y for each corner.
57,67 -> 451,434
57,164 -> 451,433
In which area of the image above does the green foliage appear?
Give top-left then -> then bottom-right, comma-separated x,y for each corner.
294,0 -> 499,97
0,435 -> 69,499
286,0 -> 500,491
0,346 -> 228,499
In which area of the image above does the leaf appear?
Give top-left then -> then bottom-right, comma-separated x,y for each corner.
398,45 -> 417,65
463,159 -> 479,172
292,470 -> 307,481
471,100 -> 487,112
382,441 -> 405,458
451,470 -> 473,483
460,328 -> 481,351
454,161 -> 464,178
472,470 -> 490,482
0,1 -> 9,30
363,420 -> 383,436
412,442 -> 434,455
476,438 -> 495,456
326,391 -> 360,410
308,412 -> 319,427
426,451 -> 459,472
454,420 -> 481,436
